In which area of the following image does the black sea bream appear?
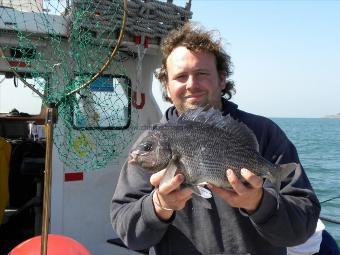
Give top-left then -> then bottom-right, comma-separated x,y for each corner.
129,107 -> 296,196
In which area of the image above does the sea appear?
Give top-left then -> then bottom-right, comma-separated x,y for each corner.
272,118 -> 340,245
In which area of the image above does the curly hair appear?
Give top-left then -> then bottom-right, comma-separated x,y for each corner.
154,22 -> 235,102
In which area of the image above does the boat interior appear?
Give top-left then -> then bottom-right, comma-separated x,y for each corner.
0,106 -> 46,254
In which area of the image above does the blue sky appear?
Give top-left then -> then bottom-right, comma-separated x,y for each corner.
155,0 -> 340,118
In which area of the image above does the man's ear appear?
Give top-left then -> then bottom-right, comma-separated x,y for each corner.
165,84 -> 171,98
161,84 -> 172,102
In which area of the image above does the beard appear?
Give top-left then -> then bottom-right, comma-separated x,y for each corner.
176,99 -> 208,114
169,87 -> 223,114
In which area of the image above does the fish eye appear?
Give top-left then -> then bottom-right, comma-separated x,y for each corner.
142,142 -> 153,152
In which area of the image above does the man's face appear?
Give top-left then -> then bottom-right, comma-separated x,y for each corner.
165,46 -> 226,113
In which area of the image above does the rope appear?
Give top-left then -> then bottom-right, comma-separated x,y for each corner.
320,196 -> 340,225
320,196 -> 340,204
72,0 -> 192,41
320,216 -> 340,225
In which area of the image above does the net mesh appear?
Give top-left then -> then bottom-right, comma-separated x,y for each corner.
0,0 -> 191,170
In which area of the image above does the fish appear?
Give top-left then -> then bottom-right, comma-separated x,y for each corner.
128,107 -> 297,206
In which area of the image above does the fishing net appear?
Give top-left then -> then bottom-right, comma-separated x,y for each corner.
0,0 -> 132,170
0,0 -> 192,170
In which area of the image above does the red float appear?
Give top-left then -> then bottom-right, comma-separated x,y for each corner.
9,234 -> 92,255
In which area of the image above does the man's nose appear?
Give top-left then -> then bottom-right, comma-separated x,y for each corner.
186,75 -> 199,90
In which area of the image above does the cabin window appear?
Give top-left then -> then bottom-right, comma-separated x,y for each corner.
71,74 -> 131,130
0,74 -> 45,115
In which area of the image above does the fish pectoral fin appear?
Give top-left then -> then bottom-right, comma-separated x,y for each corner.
269,162 -> 298,195
160,159 -> 177,186
278,162 -> 298,180
192,185 -> 212,199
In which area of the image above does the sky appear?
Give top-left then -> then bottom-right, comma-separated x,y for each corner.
154,0 -> 340,118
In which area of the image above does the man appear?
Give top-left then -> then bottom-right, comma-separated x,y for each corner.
111,22 -> 320,255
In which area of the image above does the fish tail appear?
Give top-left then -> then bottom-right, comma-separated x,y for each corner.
270,163 -> 297,193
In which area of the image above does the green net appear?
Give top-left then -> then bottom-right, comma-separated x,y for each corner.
0,0 -> 192,170
53,71 -> 137,170
0,0 -> 125,101
0,0 -> 133,170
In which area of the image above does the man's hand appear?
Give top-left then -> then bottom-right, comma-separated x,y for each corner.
150,169 -> 193,221
208,168 -> 264,214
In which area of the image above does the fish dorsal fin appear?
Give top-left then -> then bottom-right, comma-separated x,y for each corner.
178,106 -> 207,122
179,107 -> 259,151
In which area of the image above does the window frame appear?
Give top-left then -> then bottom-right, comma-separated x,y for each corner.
69,74 -> 132,131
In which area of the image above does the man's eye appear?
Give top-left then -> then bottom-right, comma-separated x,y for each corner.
175,74 -> 187,80
143,143 -> 153,151
198,71 -> 208,76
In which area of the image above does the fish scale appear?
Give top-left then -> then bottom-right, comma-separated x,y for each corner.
129,107 -> 297,194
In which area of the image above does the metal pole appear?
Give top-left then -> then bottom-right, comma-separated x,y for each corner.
41,105 -> 57,255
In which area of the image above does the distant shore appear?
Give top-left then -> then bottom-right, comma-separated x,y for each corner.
323,113 -> 340,119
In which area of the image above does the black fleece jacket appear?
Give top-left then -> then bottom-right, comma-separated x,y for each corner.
111,99 -> 320,255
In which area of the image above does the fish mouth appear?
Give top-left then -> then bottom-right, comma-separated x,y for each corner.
128,151 -> 139,164
128,158 -> 136,164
